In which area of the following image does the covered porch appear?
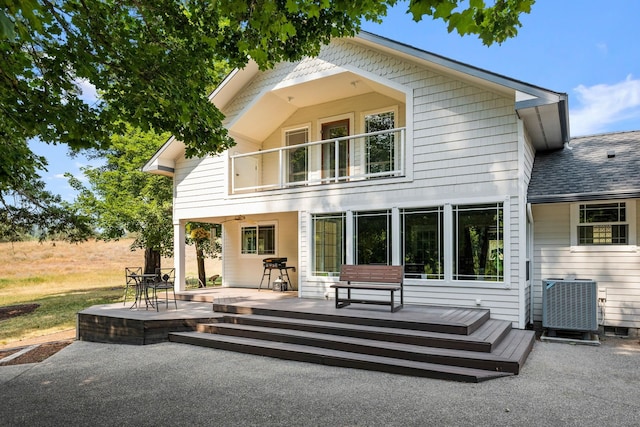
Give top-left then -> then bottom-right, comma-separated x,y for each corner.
173,211 -> 300,292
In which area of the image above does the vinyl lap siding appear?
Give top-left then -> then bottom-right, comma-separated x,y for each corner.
532,202 -> 640,330
172,38 -> 527,325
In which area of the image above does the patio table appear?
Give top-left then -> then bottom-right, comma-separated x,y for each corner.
128,273 -> 158,309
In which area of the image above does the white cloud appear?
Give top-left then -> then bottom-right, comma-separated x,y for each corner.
75,78 -> 99,106
570,75 -> 640,136
53,172 -> 87,183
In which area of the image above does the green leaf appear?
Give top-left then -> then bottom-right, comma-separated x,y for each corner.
0,10 -> 16,39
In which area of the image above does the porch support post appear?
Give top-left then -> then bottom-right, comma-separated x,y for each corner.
174,220 -> 186,292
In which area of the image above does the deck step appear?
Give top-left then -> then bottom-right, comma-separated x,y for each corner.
213,314 -> 513,353
169,331 -> 512,383
195,322 -> 529,373
212,302 -> 490,335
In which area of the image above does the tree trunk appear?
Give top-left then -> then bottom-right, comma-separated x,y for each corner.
197,246 -> 206,287
144,248 -> 161,275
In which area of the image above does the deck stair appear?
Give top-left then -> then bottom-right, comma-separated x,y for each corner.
169,301 -> 535,383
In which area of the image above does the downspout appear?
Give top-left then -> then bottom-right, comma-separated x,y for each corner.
526,203 -> 535,326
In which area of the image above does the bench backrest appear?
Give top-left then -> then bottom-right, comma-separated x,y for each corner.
340,265 -> 403,284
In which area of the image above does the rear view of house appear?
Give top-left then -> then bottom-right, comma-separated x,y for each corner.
147,32 -> 640,334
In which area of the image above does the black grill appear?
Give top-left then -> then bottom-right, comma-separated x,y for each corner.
262,257 -> 287,268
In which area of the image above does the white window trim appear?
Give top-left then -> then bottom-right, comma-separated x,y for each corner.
570,200 -> 637,253
360,106 -> 400,173
282,123 -> 311,185
360,106 -> 399,132
240,221 -> 278,257
306,196 -> 511,289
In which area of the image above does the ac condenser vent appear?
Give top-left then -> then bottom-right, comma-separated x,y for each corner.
542,279 -> 598,332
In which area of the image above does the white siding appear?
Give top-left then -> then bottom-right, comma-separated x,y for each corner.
171,38 -> 527,325
532,202 -> 640,329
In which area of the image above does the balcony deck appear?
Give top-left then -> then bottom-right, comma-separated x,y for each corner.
230,127 -> 405,194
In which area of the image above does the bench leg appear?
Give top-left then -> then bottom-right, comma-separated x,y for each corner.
334,287 -> 351,309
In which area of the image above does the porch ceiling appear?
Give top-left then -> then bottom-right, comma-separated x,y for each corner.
229,71 -> 405,142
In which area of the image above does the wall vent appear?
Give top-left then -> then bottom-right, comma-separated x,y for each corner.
542,279 -> 598,332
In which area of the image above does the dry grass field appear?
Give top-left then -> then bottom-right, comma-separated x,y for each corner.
0,238 -> 220,346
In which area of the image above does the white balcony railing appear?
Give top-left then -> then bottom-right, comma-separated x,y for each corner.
230,127 -> 405,194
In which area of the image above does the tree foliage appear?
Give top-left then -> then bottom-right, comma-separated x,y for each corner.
1,0 -> 533,240
68,125 -> 173,272
0,138 -> 93,242
1,0 -> 534,159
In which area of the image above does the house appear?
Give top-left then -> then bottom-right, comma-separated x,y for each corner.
528,131 -> 640,334
144,31 -> 632,333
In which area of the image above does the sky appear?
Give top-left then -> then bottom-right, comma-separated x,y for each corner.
31,0 -> 640,201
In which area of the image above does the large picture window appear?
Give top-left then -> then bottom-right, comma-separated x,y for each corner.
453,204 -> 504,282
312,213 -> 345,276
402,207 -> 444,279
355,210 -> 392,265
241,224 -> 275,255
578,202 -> 628,245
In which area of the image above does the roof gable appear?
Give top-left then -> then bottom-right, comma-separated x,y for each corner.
144,31 -> 569,175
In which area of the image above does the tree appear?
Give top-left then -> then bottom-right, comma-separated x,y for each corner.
186,222 -> 222,287
2,0 -> 534,158
1,0 -> 534,237
0,138 -> 93,242
68,125 -> 173,274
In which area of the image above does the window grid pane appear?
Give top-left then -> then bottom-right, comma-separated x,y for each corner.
453,204 -> 504,282
286,128 -> 308,183
355,210 -> 392,265
364,111 -> 395,175
578,202 -> 628,245
241,225 -> 275,255
402,207 -> 444,280
312,214 -> 345,276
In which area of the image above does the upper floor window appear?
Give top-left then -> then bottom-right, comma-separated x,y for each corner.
364,109 -> 396,175
578,202 -> 628,245
241,224 -> 275,255
285,126 -> 309,184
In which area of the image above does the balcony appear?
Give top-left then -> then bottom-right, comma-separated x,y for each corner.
231,127 -> 406,194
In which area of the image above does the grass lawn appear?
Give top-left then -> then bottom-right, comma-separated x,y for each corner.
0,239 -> 219,346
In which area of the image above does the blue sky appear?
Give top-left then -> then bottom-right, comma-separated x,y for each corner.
32,0 -> 640,200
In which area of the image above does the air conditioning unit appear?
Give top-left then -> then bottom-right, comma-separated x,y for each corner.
542,278 -> 598,332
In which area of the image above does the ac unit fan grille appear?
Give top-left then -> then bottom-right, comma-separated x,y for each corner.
542,280 -> 598,332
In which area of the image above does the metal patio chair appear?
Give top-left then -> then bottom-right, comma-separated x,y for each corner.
146,268 -> 177,311
124,267 -> 142,305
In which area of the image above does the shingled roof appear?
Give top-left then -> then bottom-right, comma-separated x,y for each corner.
528,130 -> 640,204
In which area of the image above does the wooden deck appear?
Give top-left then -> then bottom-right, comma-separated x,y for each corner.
77,288 -> 535,382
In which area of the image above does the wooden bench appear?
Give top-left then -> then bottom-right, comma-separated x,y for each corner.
330,265 -> 404,312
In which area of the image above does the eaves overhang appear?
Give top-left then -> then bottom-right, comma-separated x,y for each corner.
143,135 -> 183,177
528,189 -> 640,205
